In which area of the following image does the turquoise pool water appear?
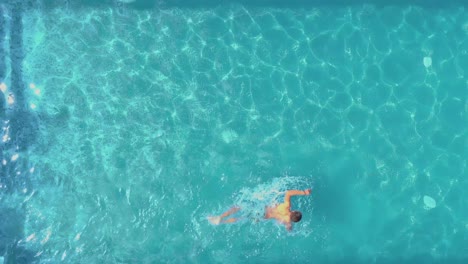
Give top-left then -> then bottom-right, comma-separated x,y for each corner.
0,1 -> 467,263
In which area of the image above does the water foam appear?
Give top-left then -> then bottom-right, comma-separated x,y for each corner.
230,176 -> 312,220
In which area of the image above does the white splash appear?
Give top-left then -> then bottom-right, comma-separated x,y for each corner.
11,153 -> 19,161
423,195 -> 436,210
221,129 -> 238,143
26,233 -> 36,242
2,133 -> 9,143
0,83 -> 6,93
41,228 -> 52,245
423,57 -> 432,68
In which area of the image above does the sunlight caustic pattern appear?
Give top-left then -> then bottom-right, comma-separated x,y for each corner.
13,4 -> 468,263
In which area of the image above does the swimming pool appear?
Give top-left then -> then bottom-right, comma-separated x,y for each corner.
0,0 -> 466,263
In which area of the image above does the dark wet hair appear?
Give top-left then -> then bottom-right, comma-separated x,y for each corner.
290,211 -> 302,222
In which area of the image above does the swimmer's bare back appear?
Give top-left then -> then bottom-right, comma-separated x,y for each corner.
265,189 -> 311,230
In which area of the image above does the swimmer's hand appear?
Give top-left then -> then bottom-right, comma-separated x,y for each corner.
304,189 -> 311,195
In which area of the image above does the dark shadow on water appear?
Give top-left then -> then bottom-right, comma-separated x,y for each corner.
0,208 -> 22,257
9,3 -> 26,107
6,109 -> 39,152
0,207 -> 38,264
0,6 -> 6,119
0,6 -> 6,83
0,3 -> 40,263
2,2 -> 40,152
8,0 -> 468,10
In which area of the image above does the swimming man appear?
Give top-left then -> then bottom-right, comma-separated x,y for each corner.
208,189 -> 311,231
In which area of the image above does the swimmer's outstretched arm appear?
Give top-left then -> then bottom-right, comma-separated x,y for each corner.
285,189 -> 311,199
284,189 -> 311,205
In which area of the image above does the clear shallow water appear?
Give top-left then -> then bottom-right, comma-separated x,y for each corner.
0,1 -> 467,263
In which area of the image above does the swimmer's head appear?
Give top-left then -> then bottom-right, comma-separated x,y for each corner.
290,211 -> 302,222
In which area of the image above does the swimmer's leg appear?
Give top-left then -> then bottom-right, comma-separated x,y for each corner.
221,206 -> 240,218
208,206 -> 241,225
264,206 -> 272,219
221,218 -> 240,224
